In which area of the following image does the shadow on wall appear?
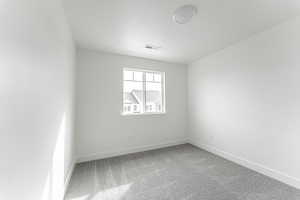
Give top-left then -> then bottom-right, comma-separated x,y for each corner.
41,113 -> 67,200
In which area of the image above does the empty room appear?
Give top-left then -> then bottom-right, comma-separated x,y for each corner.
1,0 -> 300,200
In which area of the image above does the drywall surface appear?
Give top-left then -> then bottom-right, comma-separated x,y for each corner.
188,17 -> 300,188
75,49 -> 187,161
0,0 -> 75,199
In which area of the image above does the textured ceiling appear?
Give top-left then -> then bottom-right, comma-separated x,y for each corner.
64,0 -> 300,64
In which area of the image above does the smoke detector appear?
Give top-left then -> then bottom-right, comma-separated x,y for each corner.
173,5 -> 198,24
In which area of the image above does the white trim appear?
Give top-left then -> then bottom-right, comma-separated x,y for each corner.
124,67 -> 163,74
77,139 -> 188,163
161,71 -> 166,113
121,111 -> 166,116
64,159 -> 76,198
142,70 -> 146,112
189,140 -> 300,190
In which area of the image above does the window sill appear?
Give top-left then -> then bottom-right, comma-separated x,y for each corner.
121,112 -> 166,116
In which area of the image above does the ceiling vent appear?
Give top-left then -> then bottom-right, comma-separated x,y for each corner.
145,44 -> 161,50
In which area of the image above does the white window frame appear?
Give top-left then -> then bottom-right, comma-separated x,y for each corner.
122,68 -> 166,116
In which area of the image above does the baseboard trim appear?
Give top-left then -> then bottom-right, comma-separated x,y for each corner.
64,158 -> 76,198
189,140 -> 300,190
77,139 -> 188,163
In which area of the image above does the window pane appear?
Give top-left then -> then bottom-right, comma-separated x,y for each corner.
124,70 -> 133,80
146,72 -> 154,82
123,80 -> 143,114
123,69 -> 164,115
134,71 -> 143,81
145,82 -> 162,113
154,73 -> 161,82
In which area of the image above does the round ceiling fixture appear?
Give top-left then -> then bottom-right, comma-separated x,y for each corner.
173,5 -> 198,24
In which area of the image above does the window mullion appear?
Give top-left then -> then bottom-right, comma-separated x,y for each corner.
162,73 -> 165,112
143,72 -> 146,113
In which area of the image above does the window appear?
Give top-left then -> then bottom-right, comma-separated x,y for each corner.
123,69 -> 165,115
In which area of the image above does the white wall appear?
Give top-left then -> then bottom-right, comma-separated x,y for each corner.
75,49 -> 187,161
188,17 -> 300,189
0,0 -> 75,199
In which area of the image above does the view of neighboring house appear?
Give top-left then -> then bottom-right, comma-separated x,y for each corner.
123,91 -> 140,113
123,90 -> 162,114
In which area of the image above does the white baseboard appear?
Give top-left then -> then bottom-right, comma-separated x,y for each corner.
189,140 -> 300,190
77,139 -> 188,163
64,159 -> 76,197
